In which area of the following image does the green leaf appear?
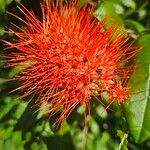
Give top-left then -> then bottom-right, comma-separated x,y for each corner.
14,102 -> 38,132
138,9 -> 147,20
14,0 -> 21,3
77,104 -> 86,115
90,119 -> 100,137
96,105 -> 108,119
124,34 -> 150,143
122,0 -> 136,9
9,60 -> 35,78
93,1 -> 125,37
93,1 -> 123,24
125,19 -> 145,33
0,26 -> 4,36
58,121 -> 70,136
6,0 -> 13,5
0,96 -> 20,120
0,0 -> 6,12
114,3 -> 124,15
117,130 -> 128,150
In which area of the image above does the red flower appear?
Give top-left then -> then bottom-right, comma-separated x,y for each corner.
4,1 -> 139,124
109,82 -> 130,103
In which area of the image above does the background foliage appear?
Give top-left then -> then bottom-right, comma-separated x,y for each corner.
0,0 -> 150,149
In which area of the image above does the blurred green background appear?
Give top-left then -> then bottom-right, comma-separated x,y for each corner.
0,0 -> 150,150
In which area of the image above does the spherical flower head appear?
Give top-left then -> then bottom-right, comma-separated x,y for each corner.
109,82 -> 129,103
3,0 -> 139,124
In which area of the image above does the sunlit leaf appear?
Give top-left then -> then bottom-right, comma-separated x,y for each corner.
117,130 -> 128,150
124,34 -> 150,143
122,0 -> 136,9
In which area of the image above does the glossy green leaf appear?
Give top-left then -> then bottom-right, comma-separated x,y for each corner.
124,34 -> 150,143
